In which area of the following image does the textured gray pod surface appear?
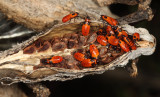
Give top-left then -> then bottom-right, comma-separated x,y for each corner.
0,21 -> 156,85
0,0 -> 116,31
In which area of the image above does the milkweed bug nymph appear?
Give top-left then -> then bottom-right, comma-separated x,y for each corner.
47,56 -> 63,64
119,40 -> 130,52
90,44 -> 99,59
62,12 -> 79,23
97,35 -> 108,46
82,16 -> 91,36
74,52 -> 86,61
101,15 -> 118,27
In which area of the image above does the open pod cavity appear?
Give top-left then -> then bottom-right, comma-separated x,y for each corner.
0,21 -> 156,85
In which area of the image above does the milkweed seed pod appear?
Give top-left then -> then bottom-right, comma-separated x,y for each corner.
0,21 -> 155,85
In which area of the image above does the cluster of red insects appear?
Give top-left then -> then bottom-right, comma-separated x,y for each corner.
61,12 -> 140,68
33,12 -> 140,68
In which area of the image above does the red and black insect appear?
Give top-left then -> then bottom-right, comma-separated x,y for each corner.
47,56 -> 63,64
114,27 -> 128,38
97,35 -> 108,46
132,32 -> 140,43
123,37 -> 137,50
74,52 -> 86,61
106,25 -> 115,36
107,36 -> 119,46
90,44 -> 99,59
62,12 -> 79,23
81,59 -> 96,67
119,40 -> 130,52
101,15 -> 118,27
121,30 -> 128,37
82,16 -> 91,36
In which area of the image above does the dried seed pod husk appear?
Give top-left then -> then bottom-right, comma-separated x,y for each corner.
0,21 -> 156,85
